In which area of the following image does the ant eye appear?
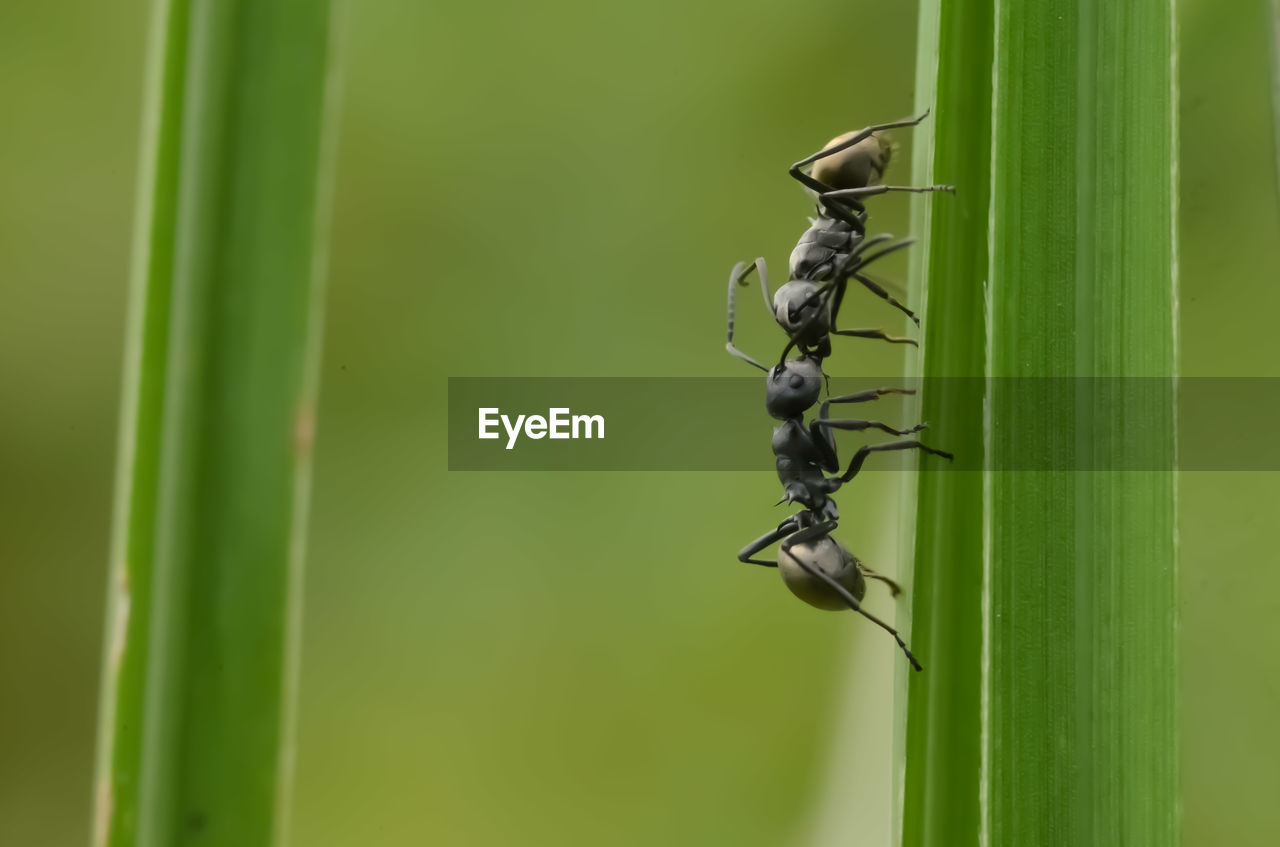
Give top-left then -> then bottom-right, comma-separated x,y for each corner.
790,375 -> 804,390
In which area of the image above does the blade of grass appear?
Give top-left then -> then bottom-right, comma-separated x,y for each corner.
91,2 -> 339,845
897,1 -> 992,845
901,1 -> 1178,844
988,1 -> 1177,841
1271,0 -> 1280,210
91,2 -> 191,844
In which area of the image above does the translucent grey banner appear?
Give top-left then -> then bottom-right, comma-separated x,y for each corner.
447,377 -> 1273,471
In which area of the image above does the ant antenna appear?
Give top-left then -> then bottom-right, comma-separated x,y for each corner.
726,261 -> 769,371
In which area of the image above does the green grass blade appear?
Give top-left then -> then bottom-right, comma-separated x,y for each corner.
91,2 -> 191,844
988,1 -> 1178,841
91,2 -> 339,845
903,1 -> 1178,844
899,1 -> 993,845
1271,0 -> 1280,209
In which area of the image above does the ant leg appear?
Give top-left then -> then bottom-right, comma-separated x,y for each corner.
827,273 -> 850,328
825,237 -> 917,325
822,184 -> 956,202
852,270 -> 920,326
811,233 -> 901,324
726,262 -> 770,372
859,563 -> 902,597
819,181 -> 951,226
778,518 -> 839,549
831,234 -> 910,286
812,423 -> 929,477
810,396 -> 844,470
848,232 -> 898,259
817,187 -> 947,230
731,257 -> 773,317
825,388 -> 916,404
738,517 -> 801,568
848,269 -> 908,305
751,258 -> 771,315
839,440 -> 954,483
816,385 -> 926,433
780,522 -> 923,671
815,419 -> 928,437
810,393 -> 926,462
827,233 -> 905,316
788,110 -> 932,194
833,328 -> 918,346
817,197 -> 869,232
849,238 -> 915,273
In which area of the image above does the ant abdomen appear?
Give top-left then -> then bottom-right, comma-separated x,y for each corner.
778,536 -> 866,611
810,132 -> 892,192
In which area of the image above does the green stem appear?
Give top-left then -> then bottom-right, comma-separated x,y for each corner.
898,0 -> 992,844
903,1 -> 1178,844
92,2 -> 339,845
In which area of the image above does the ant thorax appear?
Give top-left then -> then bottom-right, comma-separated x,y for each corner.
789,214 -> 864,282
771,418 -> 839,518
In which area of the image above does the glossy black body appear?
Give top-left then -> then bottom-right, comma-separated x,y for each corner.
722,111 -> 956,671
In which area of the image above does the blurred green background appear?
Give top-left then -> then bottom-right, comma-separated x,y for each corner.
0,1 -> 1277,845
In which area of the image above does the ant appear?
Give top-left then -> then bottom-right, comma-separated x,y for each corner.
788,110 -> 953,326
724,317 -> 951,668
729,112 -> 953,359
728,240 -> 914,369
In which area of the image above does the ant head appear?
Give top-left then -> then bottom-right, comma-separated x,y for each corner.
772,280 -> 829,337
765,357 -> 823,420
812,131 -> 893,191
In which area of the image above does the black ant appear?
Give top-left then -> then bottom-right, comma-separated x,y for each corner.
729,112 -> 953,359
724,318 -> 951,668
728,240 -> 914,369
788,110 -> 953,325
